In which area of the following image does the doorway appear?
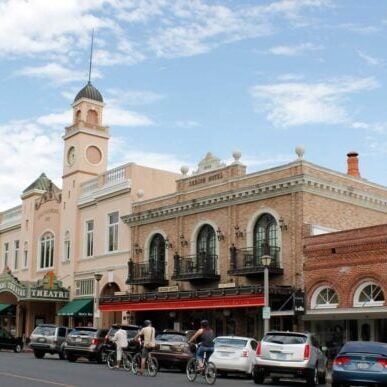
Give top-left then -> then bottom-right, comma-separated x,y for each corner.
358,320 -> 375,341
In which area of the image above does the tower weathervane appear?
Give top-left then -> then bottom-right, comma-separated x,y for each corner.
88,29 -> 94,83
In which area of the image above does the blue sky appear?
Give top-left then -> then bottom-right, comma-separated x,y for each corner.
1,0 -> 387,210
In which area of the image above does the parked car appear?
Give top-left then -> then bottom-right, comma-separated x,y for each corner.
103,324 -> 140,354
253,331 -> 327,386
152,330 -> 194,371
211,336 -> 257,377
332,341 -> 387,387
0,328 -> 23,353
29,324 -> 70,359
64,327 -> 108,363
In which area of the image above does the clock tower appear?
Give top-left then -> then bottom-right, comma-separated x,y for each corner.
63,81 -> 109,179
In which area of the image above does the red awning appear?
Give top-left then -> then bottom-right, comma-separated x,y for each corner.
99,294 -> 264,312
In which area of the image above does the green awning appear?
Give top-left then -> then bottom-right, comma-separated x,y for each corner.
0,304 -> 12,314
57,298 -> 93,317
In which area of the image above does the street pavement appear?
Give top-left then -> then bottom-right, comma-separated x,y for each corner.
0,351 -> 330,387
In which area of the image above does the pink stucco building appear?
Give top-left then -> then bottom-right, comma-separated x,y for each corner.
0,82 -> 179,337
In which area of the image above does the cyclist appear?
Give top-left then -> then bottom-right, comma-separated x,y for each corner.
188,320 -> 215,370
112,325 -> 128,369
133,320 -> 156,375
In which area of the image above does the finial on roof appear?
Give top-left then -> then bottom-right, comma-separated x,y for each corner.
88,28 -> 94,84
295,145 -> 305,160
180,165 -> 189,176
232,150 -> 242,164
136,189 -> 144,199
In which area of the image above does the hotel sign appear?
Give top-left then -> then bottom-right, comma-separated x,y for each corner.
188,172 -> 223,187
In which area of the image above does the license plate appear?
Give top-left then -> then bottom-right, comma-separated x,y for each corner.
357,362 -> 370,369
75,337 -> 82,343
38,338 -> 45,343
271,352 -> 286,360
220,352 -> 231,357
160,345 -> 169,351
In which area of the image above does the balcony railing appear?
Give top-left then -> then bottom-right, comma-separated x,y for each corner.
126,259 -> 167,286
172,253 -> 220,282
228,245 -> 283,276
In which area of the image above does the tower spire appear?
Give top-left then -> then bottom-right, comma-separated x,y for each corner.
88,29 -> 94,84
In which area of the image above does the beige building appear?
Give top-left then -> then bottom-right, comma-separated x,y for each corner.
0,82 -> 178,337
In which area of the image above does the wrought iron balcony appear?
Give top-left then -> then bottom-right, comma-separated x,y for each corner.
126,259 -> 168,286
228,245 -> 283,276
172,253 -> 220,282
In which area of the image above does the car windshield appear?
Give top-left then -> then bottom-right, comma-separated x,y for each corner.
156,333 -> 187,342
264,334 -> 307,345
32,326 -> 56,336
70,328 -> 97,337
109,328 -> 138,339
214,338 -> 248,348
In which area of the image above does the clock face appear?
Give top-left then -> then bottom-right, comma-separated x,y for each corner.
67,146 -> 76,166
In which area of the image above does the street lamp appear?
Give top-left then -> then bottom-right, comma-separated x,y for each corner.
93,273 -> 103,328
261,255 -> 272,334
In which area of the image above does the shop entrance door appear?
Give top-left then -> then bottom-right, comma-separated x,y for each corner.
358,320 -> 375,341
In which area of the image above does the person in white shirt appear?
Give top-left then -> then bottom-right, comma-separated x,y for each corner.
133,320 -> 155,375
112,325 -> 128,369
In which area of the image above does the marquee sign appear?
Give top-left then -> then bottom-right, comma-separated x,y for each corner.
0,270 -> 69,301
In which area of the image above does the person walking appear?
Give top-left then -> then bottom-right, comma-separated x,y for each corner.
188,320 -> 215,369
133,320 -> 156,375
112,325 -> 128,369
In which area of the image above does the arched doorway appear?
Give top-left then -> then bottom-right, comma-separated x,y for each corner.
100,283 -> 121,327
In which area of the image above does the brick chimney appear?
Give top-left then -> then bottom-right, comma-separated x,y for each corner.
347,151 -> 360,177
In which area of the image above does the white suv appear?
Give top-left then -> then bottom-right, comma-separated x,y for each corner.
253,331 -> 327,386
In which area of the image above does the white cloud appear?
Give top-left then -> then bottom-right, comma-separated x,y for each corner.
37,110 -> 72,126
357,51 -> 383,66
106,89 -> 164,106
104,106 -> 153,126
16,63 -> 102,84
251,77 -> 379,127
268,42 -> 322,56
175,120 -> 200,128
277,73 -> 304,81
352,121 -> 387,134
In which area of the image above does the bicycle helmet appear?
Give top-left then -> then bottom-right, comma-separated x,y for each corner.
144,319 -> 151,327
200,319 -> 209,328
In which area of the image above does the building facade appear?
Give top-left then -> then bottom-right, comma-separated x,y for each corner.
99,150 -> 387,339
304,224 -> 387,358
0,82 -> 179,337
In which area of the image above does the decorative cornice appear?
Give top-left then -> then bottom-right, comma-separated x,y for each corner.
122,174 -> 387,226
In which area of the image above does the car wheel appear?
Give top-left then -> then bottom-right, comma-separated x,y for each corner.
59,351 -> 67,360
14,344 -> 22,353
272,377 -> 280,383
252,368 -> 265,384
96,352 -> 105,364
34,350 -> 45,359
67,354 -> 77,362
331,383 -> 341,387
306,367 -> 318,386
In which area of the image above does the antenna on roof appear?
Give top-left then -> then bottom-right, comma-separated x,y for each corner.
88,29 -> 94,84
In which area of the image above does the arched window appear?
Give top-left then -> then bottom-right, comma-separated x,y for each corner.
197,225 -> 216,256
40,232 -> 54,269
149,234 -> 165,270
75,110 -> 81,123
354,282 -> 385,307
64,231 -> 70,261
253,214 -> 278,257
86,109 -> 98,125
311,286 -> 338,309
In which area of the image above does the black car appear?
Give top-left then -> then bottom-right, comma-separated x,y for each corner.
103,324 -> 140,355
0,328 -> 23,353
64,327 -> 108,363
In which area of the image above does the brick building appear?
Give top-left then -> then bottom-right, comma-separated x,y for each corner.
304,224 -> 387,358
100,149 -> 387,339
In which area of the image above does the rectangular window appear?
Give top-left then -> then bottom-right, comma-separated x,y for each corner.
75,279 -> 94,296
14,240 -> 19,270
3,242 -> 9,268
23,249 -> 28,268
108,212 -> 119,252
86,220 -> 94,257
40,234 -> 54,269
64,240 -> 70,261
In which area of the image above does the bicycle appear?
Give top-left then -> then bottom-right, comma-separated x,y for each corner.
106,347 -> 132,371
186,345 -> 217,385
131,345 -> 159,377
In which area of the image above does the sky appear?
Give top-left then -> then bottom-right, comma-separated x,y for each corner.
1,0 -> 387,210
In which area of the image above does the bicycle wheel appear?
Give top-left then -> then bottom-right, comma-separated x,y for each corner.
204,362 -> 217,385
107,352 -> 116,369
186,358 -> 198,382
123,352 -> 133,371
147,356 -> 158,377
131,353 -> 141,375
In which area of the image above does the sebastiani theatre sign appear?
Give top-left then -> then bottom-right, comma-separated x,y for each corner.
0,270 -> 69,301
